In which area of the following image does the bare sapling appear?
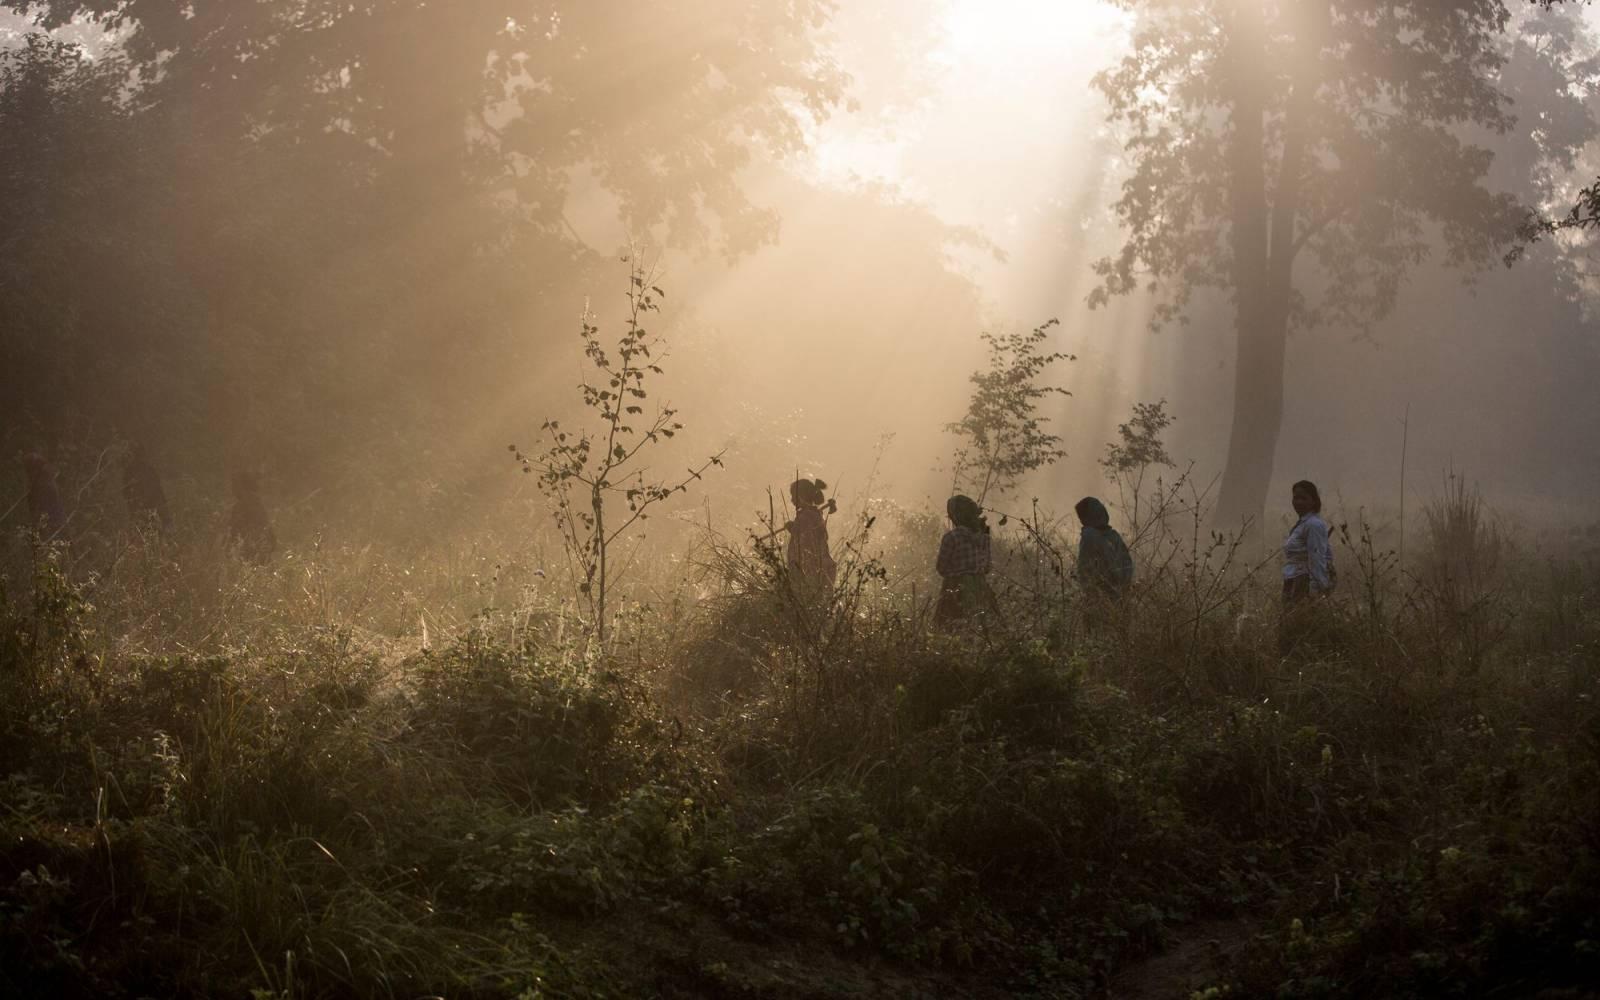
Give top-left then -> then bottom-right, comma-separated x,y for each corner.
512,256 -> 724,642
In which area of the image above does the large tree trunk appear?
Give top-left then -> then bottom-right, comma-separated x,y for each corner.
1214,1 -> 1275,530
1214,290 -> 1290,530
1214,2 -> 1318,531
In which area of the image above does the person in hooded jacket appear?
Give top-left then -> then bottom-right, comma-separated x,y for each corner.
935,494 -> 997,630
1074,496 -> 1133,600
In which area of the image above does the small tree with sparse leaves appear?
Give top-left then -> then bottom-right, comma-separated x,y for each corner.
946,319 -> 1073,505
512,258 -> 723,641
1101,399 -> 1176,545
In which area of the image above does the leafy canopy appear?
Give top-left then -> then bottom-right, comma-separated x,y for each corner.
5,0 -> 848,255
1090,0 -> 1525,335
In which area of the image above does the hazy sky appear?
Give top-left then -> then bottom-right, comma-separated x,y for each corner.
7,2 -> 1599,520
808,0 -> 1130,296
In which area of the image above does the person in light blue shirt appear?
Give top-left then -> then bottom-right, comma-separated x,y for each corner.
1282,480 -> 1334,604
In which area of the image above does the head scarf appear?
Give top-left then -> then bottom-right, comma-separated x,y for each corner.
1075,496 -> 1111,529
946,494 -> 988,534
790,478 -> 826,509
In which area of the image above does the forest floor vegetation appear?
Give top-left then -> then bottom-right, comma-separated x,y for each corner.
2,495 -> 1598,998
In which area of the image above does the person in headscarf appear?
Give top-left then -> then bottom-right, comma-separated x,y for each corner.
786,477 -> 837,590
121,442 -> 173,536
935,494 -> 996,630
20,452 -> 67,541
228,472 -> 276,564
1074,496 -> 1133,600
1282,480 -> 1334,605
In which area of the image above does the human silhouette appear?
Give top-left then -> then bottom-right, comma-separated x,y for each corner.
1074,496 -> 1133,600
20,452 -> 67,540
1282,480 -> 1334,604
1280,479 -> 1334,654
228,473 -> 276,564
122,442 -> 173,535
935,494 -> 996,630
785,478 -> 837,589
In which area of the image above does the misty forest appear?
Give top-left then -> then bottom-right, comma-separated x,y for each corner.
5,0 -> 1600,997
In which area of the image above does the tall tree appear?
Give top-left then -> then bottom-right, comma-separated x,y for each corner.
1,2 -> 847,507
1090,0 -> 1526,526
8,0 -> 845,253
0,35 -> 183,446
1515,0 -> 1600,238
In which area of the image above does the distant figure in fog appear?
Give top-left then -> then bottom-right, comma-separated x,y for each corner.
1074,496 -> 1133,600
20,452 -> 67,540
786,477 -> 837,589
121,442 -> 173,535
1282,480 -> 1334,605
935,494 -> 996,630
228,473 -> 276,564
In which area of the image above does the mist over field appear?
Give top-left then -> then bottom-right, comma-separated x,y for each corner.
8,0 -> 1600,542
3,2 -> 1599,998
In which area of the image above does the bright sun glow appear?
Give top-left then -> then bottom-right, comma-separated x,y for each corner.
798,0 -> 1150,467
808,0 -> 1130,197
935,0 -> 1126,67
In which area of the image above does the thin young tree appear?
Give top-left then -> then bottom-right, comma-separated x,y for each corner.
514,259 -> 723,641
947,318 -> 1074,505
1101,399 -> 1176,539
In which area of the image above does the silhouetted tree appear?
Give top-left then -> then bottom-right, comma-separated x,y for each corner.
0,1 -> 847,514
0,36 -> 161,450
6,0 -> 845,254
947,319 -> 1073,504
121,442 -> 172,535
1091,0 -> 1529,526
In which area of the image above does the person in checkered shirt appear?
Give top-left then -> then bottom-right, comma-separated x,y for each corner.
935,494 -> 996,629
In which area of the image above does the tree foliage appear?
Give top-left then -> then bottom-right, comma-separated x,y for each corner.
7,0 -> 847,253
0,0 -> 845,517
1102,400 -> 1175,478
512,261 -> 722,640
946,319 -> 1073,504
1090,0 -> 1532,523
1092,0 -> 1523,332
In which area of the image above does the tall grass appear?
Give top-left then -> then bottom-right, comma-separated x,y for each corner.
2,478 -> 1597,998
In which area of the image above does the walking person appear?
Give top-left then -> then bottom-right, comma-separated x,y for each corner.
1282,480 -> 1334,603
1074,496 -> 1133,601
1281,479 -> 1334,651
20,452 -> 67,541
785,477 -> 837,591
122,442 -> 173,536
228,473 -> 276,564
935,494 -> 996,631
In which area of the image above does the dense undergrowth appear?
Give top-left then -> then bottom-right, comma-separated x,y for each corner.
2,497 -> 1598,998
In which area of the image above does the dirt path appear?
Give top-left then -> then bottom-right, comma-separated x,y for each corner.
1108,919 -> 1256,999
